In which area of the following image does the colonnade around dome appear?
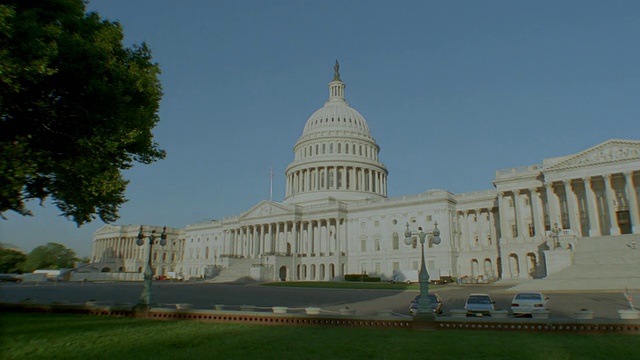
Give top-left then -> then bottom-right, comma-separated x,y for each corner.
286,166 -> 387,198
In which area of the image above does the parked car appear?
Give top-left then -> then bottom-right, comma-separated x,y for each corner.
390,270 -> 419,284
409,293 -> 443,315
511,292 -> 549,316
0,274 -> 22,282
464,293 -> 495,316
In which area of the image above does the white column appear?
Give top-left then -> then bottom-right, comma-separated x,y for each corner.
488,210 -> 497,246
603,174 -> 621,235
514,190 -> 528,239
624,172 -> 640,234
498,193 -> 510,242
480,209 -> 489,246
545,183 -> 561,228
336,218 -> 342,255
530,188 -> 545,237
582,177 -> 601,236
325,219 -> 330,254
293,222 -> 298,257
369,170 -> 374,192
563,180 -> 581,236
469,211 -> 476,246
310,221 -> 315,255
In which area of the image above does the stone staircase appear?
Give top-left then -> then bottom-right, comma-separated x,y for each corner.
206,258 -> 260,283
508,234 -> 640,292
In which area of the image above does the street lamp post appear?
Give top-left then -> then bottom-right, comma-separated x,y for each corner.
404,222 -> 441,320
135,226 -> 167,310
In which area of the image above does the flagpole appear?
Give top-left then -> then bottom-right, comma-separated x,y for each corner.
270,166 -> 273,201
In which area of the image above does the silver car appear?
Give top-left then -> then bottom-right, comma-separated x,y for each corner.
464,293 -> 495,316
511,292 -> 549,316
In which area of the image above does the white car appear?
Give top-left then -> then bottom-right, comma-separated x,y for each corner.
464,293 -> 495,316
511,292 -> 549,316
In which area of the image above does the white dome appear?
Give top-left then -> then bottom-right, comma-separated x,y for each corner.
284,62 -> 388,205
302,92 -> 371,136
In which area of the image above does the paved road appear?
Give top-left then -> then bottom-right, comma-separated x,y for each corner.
0,282 -> 634,319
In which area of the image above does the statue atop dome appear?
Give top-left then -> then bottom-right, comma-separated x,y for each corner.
333,60 -> 341,81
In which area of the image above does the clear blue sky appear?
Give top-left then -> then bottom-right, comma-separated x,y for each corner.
2,0 -> 639,257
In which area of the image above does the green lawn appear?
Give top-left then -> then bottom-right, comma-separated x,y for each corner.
1,313 -> 638,360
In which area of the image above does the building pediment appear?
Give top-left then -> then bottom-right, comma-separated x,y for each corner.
93,224 -> 121,237
544,139 -> 640,172
240,200 -> 294,220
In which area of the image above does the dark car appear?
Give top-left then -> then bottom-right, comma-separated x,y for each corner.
0,274 -> 23,282
409,293 -> 443,315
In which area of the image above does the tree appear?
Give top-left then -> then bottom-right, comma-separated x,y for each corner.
0,246 -> 26,273
0,0 -> 165,226
21,242 -> 77,272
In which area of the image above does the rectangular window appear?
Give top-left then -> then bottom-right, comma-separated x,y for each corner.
412,261 -> 419,270
374,262 -> 381,274
426,215 -> 432,222
374,220 -> 379,227
361,239 -> 366,252
392,233 -> 399,250
392,262 -> 400,271
375,239 -> 380,251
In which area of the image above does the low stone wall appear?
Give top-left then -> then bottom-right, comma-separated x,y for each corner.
69,272 -> 143,282
2,302 -> 639,334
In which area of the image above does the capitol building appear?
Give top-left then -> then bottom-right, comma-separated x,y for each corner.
92,63 -> 640,284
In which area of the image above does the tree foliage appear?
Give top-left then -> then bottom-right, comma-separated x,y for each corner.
21,242 -> 77,272
0,0 -> 165,225
0,246 -> 26,273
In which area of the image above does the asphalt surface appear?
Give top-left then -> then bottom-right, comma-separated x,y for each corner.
0,281 -> 634,319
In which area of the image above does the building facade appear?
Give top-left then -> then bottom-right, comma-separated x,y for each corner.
92,64 -> 640,282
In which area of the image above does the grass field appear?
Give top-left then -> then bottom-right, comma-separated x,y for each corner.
1,313 -> 638,360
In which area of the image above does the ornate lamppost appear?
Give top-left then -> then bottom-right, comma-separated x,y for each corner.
135,226 -> 167,310
404,222 -> 441,320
